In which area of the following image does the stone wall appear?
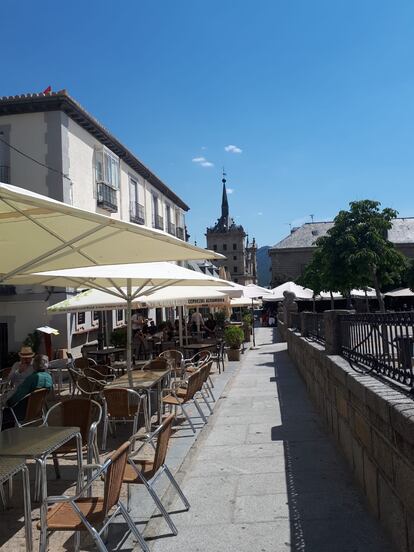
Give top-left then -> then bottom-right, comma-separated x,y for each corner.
286,328 -> 414,552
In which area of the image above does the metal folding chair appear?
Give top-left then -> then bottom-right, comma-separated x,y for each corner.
123,414 -> 190,535
37,441 -> 149,552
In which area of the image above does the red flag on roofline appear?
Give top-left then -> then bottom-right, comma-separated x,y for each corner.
43,85 -> 52,94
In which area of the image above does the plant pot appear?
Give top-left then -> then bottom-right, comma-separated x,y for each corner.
227,348 -> 241,361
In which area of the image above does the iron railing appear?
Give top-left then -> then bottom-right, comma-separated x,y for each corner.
339,312 -> 414,387
176,226 -> 185,240
153,215 -> 164,230
97,181 -> 117,212
130,202 -> 145,225
307,313 -> 325,344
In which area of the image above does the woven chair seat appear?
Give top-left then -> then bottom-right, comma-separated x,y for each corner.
162,394 -> 184,406
38,498 -> 106,530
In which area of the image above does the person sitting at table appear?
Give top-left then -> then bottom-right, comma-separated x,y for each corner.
8,345 -> 35,387
2,354 -> 53,430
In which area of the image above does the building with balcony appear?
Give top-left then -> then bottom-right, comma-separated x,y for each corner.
205,173 -> 257,285
0,89 -> 189,356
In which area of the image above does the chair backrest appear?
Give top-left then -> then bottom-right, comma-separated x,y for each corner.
143,358 -> 168,371
184,370 -> 201,401
84,365 -> 113,380
74,357 -> 96,369
103,441 -> 131,514
76,375 -> 105,397
200,360 -> 213,383
103,388 -> 135,418
51,397 -> 95,444
152,414 -> 174,472
159,350 -> 183,370
24,388 -> 49,423
190,350 -> 211,366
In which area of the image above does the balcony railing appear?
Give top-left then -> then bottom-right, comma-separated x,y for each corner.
153,215 -> 164,230
176,226 -> 184,240
167,221 -> 176,236
97,181 -> 117,212
307,313 -> 325,344
0,165 -> 10,184
130,202 -> 145,225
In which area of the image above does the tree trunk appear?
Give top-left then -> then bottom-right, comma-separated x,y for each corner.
371,269 -> 385,312
330,291 -> 334,310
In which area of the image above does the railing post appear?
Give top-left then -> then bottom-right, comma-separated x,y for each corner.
300,312 -> 312,337
324,310 -> 352,355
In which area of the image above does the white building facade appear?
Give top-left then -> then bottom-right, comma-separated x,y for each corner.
0,90 -> 189,359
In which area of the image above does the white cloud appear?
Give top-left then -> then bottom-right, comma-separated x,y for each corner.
227,188 -> 234,194
225,144 -> 242,154
192,156 -> 214,168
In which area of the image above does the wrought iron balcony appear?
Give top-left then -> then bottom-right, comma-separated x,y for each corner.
97,181 -> 117,213
176,226 -> 185,240
153,215 -> 164,230
0,165 -> 10,184
167,221 -> 176,236
130,202 -> 145,225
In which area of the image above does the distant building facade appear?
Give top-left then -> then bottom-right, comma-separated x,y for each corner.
269,219 -> 414,286
206,174 -> 257,285
0,89 -> 189,355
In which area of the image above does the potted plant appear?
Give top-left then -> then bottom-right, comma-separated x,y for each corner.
224,325 -> 244,361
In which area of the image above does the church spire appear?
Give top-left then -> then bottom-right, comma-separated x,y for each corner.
221,169 -> 229,223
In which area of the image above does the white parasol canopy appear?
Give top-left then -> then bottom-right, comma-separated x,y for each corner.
384,288 -> 414,298
31,263 -> 232,384
48,285 -> 232,312
0,182 -> 222,281
267,281 -> 314,302
230,297 -> 261,307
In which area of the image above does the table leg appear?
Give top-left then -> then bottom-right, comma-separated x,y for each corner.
157,380 -> 162,425
38,458 -> 48,552
22,465 -> 33,552
75,433 -> 84,493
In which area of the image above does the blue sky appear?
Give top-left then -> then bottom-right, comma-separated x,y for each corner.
3,0 -> 414,247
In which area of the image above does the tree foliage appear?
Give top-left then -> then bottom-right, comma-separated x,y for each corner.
298,200 -> 407,310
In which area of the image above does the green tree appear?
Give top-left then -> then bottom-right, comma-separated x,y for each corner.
406,260 -> 414,292
300,200 -> 406,311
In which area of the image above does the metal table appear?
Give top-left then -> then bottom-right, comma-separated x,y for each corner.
0,457 -> 33,551
0,426 -> 83,550
181,342 -> 217,358
107,369 -> 170,424
88,347 -> 126,364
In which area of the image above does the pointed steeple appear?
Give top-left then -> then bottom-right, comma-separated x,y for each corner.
221,170 -> 229,224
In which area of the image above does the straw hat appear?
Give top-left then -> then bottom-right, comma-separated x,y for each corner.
18,345 -> 35,358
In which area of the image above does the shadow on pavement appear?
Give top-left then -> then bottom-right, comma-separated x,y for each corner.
269,342 -> 393,552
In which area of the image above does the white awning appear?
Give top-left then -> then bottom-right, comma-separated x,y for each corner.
267,281 -> 314,301
384,288 -> 414,298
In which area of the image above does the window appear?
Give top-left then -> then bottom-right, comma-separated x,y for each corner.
233,266 -> 238,273
233,243 -> 237,250
233,255 -> 237,260
129,177 -> 145,224
76,311 -> 86,331
92,311 -> 100,327
77,312 -> 86,325
95,149 -> 119,189
213,244 -> 217,251
166,204 -> 175,235
95,148 -> 119,212
117,309 -> 124,322
176,209 -> 185,240
152,194 -> 164,230
223,244 -> 227,251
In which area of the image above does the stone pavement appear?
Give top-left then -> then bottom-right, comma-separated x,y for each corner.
143,328 -> 394,552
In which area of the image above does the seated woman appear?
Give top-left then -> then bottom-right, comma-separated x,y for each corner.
2,354 -> 53,430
